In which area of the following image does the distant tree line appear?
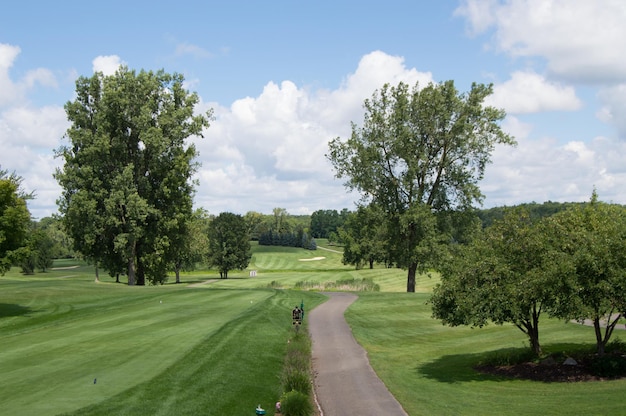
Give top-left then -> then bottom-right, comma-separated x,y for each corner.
258,229 -> 316,250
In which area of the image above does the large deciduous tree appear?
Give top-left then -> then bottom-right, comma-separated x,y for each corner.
55,67 -> 211,285
0,169 -> 32,275
207,212 -> 251,279
327,81 -> 514,292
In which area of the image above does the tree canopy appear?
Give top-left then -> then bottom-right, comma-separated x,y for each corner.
55,67 -> 211,285
544,192 -> 626,354
206,212 -> 251,279
0,169 -> 32,275
431,207 -> 566,355
327,80 -> 514,291
432,192 -> 626,356
338,204 -> 388,269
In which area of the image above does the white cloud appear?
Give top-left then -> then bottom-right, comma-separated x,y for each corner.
597,84 -> 626,139
4,44 -> 626,219
92,55 -> 124,76
191,50 -> 433,215
487,71 -> 582,114
0,106 -> 67,148
0,43 -> 22,106
0,43 -> 57,107
455,0 -> 626,84
175,42 -> 213,59
482,134 -> 626,207
0,104 -> 68,219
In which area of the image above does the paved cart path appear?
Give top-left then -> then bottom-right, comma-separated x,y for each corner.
308,292 -> 408,416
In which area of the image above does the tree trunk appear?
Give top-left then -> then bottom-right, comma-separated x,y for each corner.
528,325 -> 541,356
175,265 -> 181,284
369,257 -> 374,269
407,262 -> 417,292
128,246 -> 136,286
594,318 -> 605,355
136,253 -> 145,286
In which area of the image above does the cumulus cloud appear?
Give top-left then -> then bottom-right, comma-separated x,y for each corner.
192,50 -> 433,215
481,134 -> 626,207
487,71 -> 582,114
0,43 -> 57,107
0,104 -> 68,218
455,0 -> 626,84
92,55 -> 124,76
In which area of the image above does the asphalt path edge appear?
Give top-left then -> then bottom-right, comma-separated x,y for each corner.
308,292 -> 408,416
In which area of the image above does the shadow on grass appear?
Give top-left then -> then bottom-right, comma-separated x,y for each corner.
417,351 -> 500,383
417,343 -> 596,383
0,303 -> 31,318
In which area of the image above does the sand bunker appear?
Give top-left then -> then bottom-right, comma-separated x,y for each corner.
298,257 -> 326,261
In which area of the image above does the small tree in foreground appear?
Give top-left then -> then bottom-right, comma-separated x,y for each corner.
545,191 -> 626,355
431,207 -> 566,356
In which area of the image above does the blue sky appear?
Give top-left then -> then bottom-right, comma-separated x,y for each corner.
2,0 -> 626,219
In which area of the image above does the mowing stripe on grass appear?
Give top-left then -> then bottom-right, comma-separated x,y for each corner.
60,290 -> 326,416
0,285 -> 273,416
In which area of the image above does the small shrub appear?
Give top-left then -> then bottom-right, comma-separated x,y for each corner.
605,337 -> 626,354
280,390 -> 313,416
590,354 -> 626,378
281,367 -> 311,395
479,348 -> 537,367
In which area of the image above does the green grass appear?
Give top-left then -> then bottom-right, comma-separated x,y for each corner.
3,244 -> 626,415
345,292 -> 626,416
0,261 -> 325,415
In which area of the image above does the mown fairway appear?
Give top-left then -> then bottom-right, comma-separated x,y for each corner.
0,259 -> 325,415
2,242 -> 626,415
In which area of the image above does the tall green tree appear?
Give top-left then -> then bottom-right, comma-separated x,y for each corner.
206,212 -> 251,279
0,169 -> 32,274
38,216 -> 74,259
339,205 -> 387,269
172,208 -> 210,283
55,67 -> 211,285
328,81 -> 514,292
244,211 -> 266,240
545,192 -> 626,355
310,209 -> 344,239
19,224 -> 55,274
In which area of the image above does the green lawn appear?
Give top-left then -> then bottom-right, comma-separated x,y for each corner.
2,243 -> 625,415
0,261 -> 325,415
346,292 -> 626,416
